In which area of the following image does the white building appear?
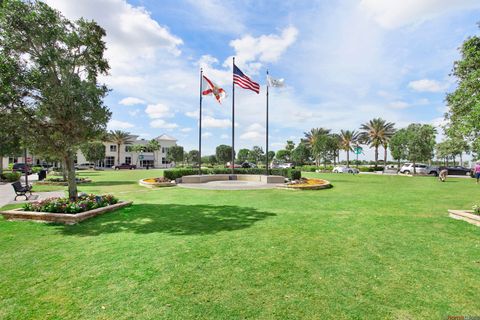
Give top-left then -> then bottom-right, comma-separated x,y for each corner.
76,134 -> 178,168
1,134 -> 178,169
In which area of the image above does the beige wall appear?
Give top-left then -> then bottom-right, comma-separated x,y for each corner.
76,138 -> 177,168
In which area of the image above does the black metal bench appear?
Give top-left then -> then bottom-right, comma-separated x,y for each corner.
11,181 -> 32,201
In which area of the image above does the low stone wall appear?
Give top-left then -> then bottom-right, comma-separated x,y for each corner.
181,174 -> 284,184
0,201 -> 132,225
138,179 -> 176,188
448,210 -> 480,227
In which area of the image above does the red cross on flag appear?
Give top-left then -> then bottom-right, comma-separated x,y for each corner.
202,75 -> 226,104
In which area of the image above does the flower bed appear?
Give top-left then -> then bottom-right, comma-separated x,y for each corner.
139,177 -> 176,188
0,194 -> 131,224
23,194 -> 118,214
283,178 -> 332,190
35,177 -> 92,186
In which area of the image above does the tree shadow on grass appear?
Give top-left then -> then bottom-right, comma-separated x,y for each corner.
59,204 -> 276,236
82,181 -> 137,187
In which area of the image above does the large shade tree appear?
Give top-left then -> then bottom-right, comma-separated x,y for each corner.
0,0 -> 111,200
405,124 -> 437,173
389,129 -> 408,170
445,25 -> 480,150
359,118 -> 395,168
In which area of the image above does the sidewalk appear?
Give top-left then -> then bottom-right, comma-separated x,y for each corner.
0,174 -> 63,208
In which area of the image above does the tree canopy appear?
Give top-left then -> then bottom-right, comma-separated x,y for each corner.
0,0 -> 111,199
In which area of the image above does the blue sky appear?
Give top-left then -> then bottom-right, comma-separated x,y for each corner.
45,0 -> 480,158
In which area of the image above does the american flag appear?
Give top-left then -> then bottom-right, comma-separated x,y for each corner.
233,64 -> 260,94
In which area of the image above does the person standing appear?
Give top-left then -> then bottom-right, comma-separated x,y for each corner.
474,161 -> 480,184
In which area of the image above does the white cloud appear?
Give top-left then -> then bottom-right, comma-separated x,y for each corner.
202,132 -> 212,138
240,123 -> 265,141
220,134 -> 229,139
203,116 -> 231,128
360,0 -> 480,29
408,79 -> 447,92
108,119 -> 135,130
185,111 -> 198,119
128,109 -> 140,117
184,0 -> 244,34
119,97 -> 146,106
226,26 -> 298,74
181,127 -> 192,132
145,103 -> 172,119
150,119 -> 178,129
388,101 -> 410,109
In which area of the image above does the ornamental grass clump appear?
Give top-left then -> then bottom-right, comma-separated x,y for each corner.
472,204 -> 480,215
23,194 -> 118,214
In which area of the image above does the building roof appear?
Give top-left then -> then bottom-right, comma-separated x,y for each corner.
155,134 -> 177,141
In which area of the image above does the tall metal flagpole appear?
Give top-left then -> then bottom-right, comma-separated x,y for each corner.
231,57 -> 235,175
198,68 -> 203,175
266,70 -> 269,176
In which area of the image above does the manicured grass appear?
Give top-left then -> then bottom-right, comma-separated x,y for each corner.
1,170 -> 479,319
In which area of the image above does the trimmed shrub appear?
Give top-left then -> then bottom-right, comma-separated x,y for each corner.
163,168 -> 301,180
358,166 -> 384,172
288,169 -> 301,180
0,172 -> 21,182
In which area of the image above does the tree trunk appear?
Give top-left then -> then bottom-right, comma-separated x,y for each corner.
65,155 -> 78,201
374,146 -> 378,168
397,159 -> 400,171
346,150 -> 350,167
460,153 -> 463,166
117,143 -> 121,165
0,154 -> 3,175
384,144 -> 387,165
413,160 -> 416,175
62,160 -> 67,181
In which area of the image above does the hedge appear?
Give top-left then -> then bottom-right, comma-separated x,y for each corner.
0,172 -> 21,182
164,168 -> 301,180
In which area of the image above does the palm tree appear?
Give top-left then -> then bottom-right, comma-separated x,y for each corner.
304,128 -> 331,166
359,118 -> 395,168
146,139 -> 160,167
339,130 -> 359,167
109,130 -> 134,165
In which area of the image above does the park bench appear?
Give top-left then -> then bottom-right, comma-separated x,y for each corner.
11,181 -> 32,201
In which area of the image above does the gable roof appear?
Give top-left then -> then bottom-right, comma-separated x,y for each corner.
155,134 -> 177,141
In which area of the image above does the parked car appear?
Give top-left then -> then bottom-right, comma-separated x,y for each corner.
113,163 -> 137,170
278,163 -> 294,169
241,162 -> 257,168
383,165 -> 399,174
12,163 -> 32,174
399,163 -> 438,175
332,166 -> 359,174
75,163 -> 95,170
439,166 -> 472,176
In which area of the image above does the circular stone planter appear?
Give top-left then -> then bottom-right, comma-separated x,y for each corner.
139,178 -> 176,188
282,178 -> 332,190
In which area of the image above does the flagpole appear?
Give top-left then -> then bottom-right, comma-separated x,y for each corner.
231,57 -> 235,175
266,70 -> 269,176
198,68 -> 203,175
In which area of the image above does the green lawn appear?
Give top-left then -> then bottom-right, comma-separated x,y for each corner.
1,170 -> 479,319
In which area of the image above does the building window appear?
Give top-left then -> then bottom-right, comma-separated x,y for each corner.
125,145 -> 132,152
162,147 -> 165,153
162,157 -> 167,164
8,157 -> 18,164
125,157 -> 131,165
105,156 -> 115,167
110,145 -> 117,152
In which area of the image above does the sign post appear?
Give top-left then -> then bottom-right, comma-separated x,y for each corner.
354,146 -> 363,168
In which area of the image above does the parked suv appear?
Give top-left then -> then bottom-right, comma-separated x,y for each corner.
400,163 -> 438,175
12,163 -> 32,174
